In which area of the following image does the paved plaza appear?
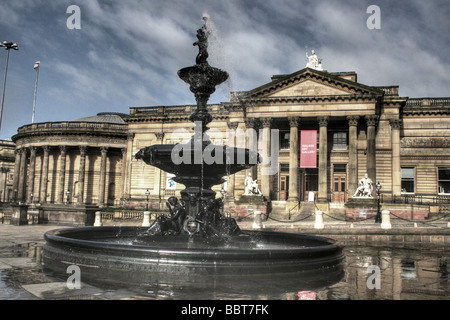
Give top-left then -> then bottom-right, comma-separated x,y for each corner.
0,218 -> 449,300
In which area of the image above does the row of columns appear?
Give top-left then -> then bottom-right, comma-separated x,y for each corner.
225,115 -> 380,202
12,145 -> 120,205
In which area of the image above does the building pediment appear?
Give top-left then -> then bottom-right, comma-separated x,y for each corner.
243,68 -> 383,100
267,78 -> 352,97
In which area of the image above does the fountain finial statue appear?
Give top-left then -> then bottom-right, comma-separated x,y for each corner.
194,16 -> 210,65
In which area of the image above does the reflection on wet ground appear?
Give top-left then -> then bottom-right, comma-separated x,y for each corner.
0,237 -> 448,300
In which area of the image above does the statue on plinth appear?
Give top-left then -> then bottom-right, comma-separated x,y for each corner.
305,49 -> 324,71
352,174 -> 374,198
244,172 -> 262,196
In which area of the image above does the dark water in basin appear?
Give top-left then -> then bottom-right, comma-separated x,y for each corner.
1,240 -> 448,300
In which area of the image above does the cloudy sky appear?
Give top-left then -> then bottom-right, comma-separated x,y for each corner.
0,0 -> 449,140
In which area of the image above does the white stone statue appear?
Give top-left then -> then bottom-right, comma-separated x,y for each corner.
352,173 -> 374,198
305,49 -> 324,71
244,172 -> 262,195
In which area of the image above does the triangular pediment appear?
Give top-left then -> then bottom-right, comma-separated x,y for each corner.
267,78 -> 352,97
245,68 -> 382,99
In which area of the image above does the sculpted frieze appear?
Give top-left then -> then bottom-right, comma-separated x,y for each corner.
401,137 -> 450,148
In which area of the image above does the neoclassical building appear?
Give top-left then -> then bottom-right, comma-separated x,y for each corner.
10,113 -> 127,206
8,65 -> 450,218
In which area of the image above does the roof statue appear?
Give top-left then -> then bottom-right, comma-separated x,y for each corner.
305,49 -> 324,71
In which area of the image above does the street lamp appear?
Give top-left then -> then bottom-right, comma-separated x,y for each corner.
375,181 -> 382,223
0,41 -> 19,135
66,189 -> 71,205
145,189 -> 150,211
220,186 -> 226,199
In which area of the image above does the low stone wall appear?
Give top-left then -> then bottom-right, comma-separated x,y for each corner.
267,227 -> 450,246
345,198 -> 430,221
225,195 -> 269,221
38,204 -> 99,226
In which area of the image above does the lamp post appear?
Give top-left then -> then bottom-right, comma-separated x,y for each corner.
66,189 -> 71,205
145,189 -> 150,211
0,41 -> 19,135
375,181 -> 382,223
220,186 -> 226,199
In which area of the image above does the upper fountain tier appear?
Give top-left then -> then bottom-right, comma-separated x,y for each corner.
177,17 -> 229,126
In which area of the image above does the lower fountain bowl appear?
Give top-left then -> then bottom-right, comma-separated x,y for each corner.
43,227 -> 344,293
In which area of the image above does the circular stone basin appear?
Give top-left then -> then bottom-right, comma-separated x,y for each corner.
43,227 -> 344,294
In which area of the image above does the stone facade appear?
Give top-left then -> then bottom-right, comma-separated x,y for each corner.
7,68 -> 450,219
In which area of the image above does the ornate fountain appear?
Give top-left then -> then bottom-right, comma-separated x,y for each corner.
42,17 -> 344,296
134,17 -> 256,238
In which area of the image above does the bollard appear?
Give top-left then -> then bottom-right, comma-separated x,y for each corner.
142,211 -> 151,227
253,210 -> 262,229
380,209 -> 391,229
314,210 -> 324,229
94,211 -> 102,227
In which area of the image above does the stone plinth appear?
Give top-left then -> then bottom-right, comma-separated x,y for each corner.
39,204 -> 99,226
10,204 -> 29,226
225,195 -> 269,221
345,197 -> 378,221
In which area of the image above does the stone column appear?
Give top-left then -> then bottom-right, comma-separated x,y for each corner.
58,146 -> 67,204
1,167 -> 9,202
261,118 -> 272,199
12,148 -> 21,202
78,146 -> 87,204
366,115 -> 378,183
124,133 -> 134,199
98,146 -> 108,206
390,119 -> 402,196
18,148 -> 28,202
226,122 -> 238,201
347,116 -> 359,198
27,147 -> 37,203
40,146 -> 50,204
245,118 -> 258,179
318,117 -> 329,202
120,147 -> 127,201
152,132 -> 164,200
288,117 -> 299,202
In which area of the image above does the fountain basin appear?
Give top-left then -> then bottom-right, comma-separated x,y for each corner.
135,144 -> 259,188
43,227 -> 343,291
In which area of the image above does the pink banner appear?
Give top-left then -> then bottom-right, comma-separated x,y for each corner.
300,130 -> 317,168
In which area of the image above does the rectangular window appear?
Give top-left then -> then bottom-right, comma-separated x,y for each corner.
401,167 -> 415,193
333,164 -> 347,173
438,168 -> 450,194
332,132 -> 347,150
280,131 -> 290,150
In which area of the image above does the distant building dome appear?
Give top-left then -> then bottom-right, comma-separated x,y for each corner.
72,112 -> 127,124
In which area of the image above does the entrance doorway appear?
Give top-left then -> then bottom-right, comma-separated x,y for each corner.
332,164 -> 347,203
303,168 -> 318,201
279,175 -> 289,201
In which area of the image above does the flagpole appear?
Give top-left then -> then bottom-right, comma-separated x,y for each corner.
32,62 -> 40,124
